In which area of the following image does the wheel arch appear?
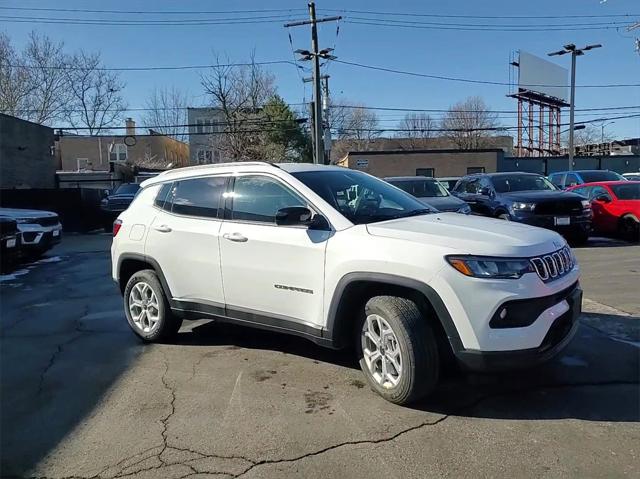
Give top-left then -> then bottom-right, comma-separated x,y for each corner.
325,272 -> 464,355
117,253 -> 173,299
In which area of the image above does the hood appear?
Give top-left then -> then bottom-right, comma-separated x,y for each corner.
416,195 -> 467,212
366,213 -> 564,257
500,190 -> 584,202
0,208 -> 58,219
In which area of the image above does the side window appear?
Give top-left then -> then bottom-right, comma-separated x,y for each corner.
549,174 -> 562,188
231,175 -> 306,224
572,186 -> 591,198
154,182 -> 173,210
453,180 -> 466,193
171,176 -> 227,218
465,179 -> 480,194
565,173 -> 579,187
590,186 -> 610,200
479,177 -> 493,191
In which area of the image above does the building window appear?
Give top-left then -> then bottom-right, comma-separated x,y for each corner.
467,167 -> 485,174
416,168 -> 434,177
109,143 -> 127,162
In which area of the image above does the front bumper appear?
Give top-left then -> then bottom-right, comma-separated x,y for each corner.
454,284 -> 582,372
18,223 -> 62,251
512,212 -> 591,235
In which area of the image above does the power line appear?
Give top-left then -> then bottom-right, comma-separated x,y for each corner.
344,19 -> 629,32
0,15 -> 306,26
0,6 -> 308,15
5,60 -> 297,71
333,59 -> 640,88
321,8 -> 640,20
346,16 -> 633,29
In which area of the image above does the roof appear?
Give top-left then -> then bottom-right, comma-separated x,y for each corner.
384,176 -> 439,181
141,161 -> 344,187
549,169 -> 617,174
568,180 -> 638,187
465,171 -> 541,178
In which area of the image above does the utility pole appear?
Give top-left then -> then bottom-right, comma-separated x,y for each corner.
304,74 -> 331,163
548,43 -> 602,170
285,3 -> 341,164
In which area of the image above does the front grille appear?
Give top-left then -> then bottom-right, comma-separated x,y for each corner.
530,246 -> 574,283
34,216 -> 59,227
534,200 -> 583,216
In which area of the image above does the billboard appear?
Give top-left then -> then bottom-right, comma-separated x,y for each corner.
518,51 -> 568,102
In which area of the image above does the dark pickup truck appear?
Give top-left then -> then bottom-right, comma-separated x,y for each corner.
452,172 -> 592,244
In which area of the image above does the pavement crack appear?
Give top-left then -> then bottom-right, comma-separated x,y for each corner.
37,334 -> 84,396
158,352 -> 178,466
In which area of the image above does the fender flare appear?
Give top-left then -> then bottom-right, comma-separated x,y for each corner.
117,253 -> 174,300
324,272 -> 464,352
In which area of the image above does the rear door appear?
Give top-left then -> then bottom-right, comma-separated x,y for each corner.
218,174 -> 330,331
144,176 -> 227,309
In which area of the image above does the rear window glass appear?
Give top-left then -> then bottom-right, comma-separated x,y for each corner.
579,171 -> 623,183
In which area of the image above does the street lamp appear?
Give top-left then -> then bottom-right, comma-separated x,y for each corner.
549,43 -> 602,170
560,124 -> 586,134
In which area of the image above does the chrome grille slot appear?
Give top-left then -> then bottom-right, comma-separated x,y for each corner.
530,246 -> 574,283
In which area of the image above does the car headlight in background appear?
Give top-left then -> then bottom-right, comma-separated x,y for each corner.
581,200 -> 591,209
511,202 -> 536,212
457,204 -> 471,214
446,255 -> 535,279
15,218 -> 34,224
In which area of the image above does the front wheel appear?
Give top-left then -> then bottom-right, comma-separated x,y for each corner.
619,215 -> 639,243
124,269 -> 182,342
356,296 -> 439,405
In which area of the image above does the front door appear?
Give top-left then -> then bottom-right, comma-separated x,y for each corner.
145,176 -> 227,309
219,174 -> 329,331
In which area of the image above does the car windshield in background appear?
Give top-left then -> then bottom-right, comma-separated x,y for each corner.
115,184 -> 141,195
611,183 -> 640,200
579,171 -> 623,183
292,170 -> 434,224
390,179 -> 449,198
492,175 -> 556,193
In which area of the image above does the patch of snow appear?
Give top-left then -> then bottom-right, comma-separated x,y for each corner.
33,256 -> 63,264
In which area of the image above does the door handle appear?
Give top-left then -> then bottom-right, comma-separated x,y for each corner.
153,224 -> 172,233
223,232 -> 248,243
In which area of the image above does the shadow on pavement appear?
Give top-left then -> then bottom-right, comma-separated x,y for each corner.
182,320 -> 639,423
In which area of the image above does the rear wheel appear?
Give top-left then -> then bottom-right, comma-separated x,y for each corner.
619,215 -> 639,243
356,296 -> 439,405
124,269 -> 182,342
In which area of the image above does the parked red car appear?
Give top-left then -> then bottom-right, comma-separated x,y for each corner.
567,181 -> 640,241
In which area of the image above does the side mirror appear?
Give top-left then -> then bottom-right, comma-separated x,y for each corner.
276,206 -> 314,227
594,194 -> 611,203
479,187 -> 492,196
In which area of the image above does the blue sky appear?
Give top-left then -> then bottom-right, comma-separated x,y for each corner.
2,0 -> 639,138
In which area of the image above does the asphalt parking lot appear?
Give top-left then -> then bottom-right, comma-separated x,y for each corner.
1,234 -> 638,479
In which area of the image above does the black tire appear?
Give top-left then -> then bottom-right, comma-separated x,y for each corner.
123,269 -> 182,342
356,296 -> 439,405
619,215 -> 639,243
569,230 -> 590,246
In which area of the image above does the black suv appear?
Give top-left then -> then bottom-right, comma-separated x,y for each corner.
452,172 -> 592,243
101,183 -> 141,229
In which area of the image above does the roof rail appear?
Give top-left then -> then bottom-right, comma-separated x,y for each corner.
158,161 -> 276,176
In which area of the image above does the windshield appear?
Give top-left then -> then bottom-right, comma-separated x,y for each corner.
389,179 -> 449,198
115,183 -> 141,195
611,183 -> 640,200
292,170 -> 434,224
491,175 -> 556,193
579,171 -> 624,183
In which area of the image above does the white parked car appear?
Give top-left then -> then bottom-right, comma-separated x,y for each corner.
0,208 -> 62,256
111,162 -> 582,405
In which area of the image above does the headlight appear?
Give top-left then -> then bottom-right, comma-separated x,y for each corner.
457,204 -> 471,214
446,255 -> 535,279
511,202 -> 536,212
581,200 -> 591,209
16,218 -> 33,224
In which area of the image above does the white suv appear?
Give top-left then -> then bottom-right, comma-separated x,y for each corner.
111,162 -> 582,405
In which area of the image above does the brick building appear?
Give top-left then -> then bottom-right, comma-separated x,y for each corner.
0,114 -> 56,189
337,149 -> 505,178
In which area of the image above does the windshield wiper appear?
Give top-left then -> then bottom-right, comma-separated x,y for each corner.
389,208 -> 433,219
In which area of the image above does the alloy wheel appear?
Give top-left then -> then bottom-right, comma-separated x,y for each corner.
361,314 -> 403,389
128,281 -> 160,333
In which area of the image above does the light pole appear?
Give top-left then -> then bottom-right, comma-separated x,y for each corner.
548,43 -> 602,170
599,121 -> 615,154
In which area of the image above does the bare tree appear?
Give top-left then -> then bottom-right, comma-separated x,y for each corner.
200,52 -> 276,160
394,112 -> 437,148
63,51 -> 127,134
141,86 -> 190,141
0,32 -> 69,125
441,96 -> 500,149
333,102 -> 380,150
